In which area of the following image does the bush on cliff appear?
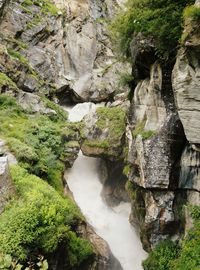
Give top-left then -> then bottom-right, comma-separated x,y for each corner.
143,205 -> 200,270
0,165 -> 92,267
142,240 -> 180,270
109,0 -> 194,59
0,94 -> 73,193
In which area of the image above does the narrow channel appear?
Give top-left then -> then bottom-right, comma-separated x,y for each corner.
64,103 -> 147,270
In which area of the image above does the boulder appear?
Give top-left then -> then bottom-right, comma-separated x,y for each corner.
81,107 -> 126,160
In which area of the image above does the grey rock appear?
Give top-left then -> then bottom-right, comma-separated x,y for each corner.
172,49 -> 200,144
134,113 -> 184,189
16,92 -> 56,115
0,156 -> 15,214
179,145 -> 200,191
0,0 -> 130,101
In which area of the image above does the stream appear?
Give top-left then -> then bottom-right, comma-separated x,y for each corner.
64,103 -> 147,270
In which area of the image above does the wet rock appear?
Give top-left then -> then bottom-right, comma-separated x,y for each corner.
61,141 -> 80,168
134,113 -> 185,189
131,62 -> 166,130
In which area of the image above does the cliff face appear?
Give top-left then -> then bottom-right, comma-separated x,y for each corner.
0,0 -> 129,103
124,1 -> 200,250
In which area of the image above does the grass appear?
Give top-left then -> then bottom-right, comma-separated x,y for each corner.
0,73 -> 18,90
7,48 -> 29,66
132,120 -> 156,140
21,0 -> 60,16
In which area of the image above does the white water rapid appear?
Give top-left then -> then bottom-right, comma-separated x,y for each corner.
64,103 -> 147,270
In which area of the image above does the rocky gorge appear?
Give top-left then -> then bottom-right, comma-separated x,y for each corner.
0,0 -> 199,269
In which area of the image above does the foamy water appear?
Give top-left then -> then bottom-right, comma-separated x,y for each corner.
64,103 -> 147,270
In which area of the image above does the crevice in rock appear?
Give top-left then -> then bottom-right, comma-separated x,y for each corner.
56,85 -> 79,106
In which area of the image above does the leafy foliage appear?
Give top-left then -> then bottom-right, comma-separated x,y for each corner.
171,206 -> 200,270
142,240 -> 180,270
0,94 -> 72,193
67,231 -> 93,267
0,165 -> 91,267
143,205 -> 200,270
183,5 -> 200,21
109,0 -> 194,59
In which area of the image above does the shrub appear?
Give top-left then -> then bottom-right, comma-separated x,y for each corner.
142,240 -> 180,270
67,231 -> 93,267
7,138 -> 38,163
144,206 -> 200,270
0,96 -> 67,192
109,0 -> 194,59
0,165 -> 83,261
183,5 -> 200,21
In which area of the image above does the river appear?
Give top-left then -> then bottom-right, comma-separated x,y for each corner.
64,103 -> 147,270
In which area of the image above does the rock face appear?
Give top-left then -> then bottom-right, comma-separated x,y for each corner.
0,0 -> 130,102
126,34 -> 188,250
125,4 -> 200,251
172,48 -> 200,144
0,156 -> 15,214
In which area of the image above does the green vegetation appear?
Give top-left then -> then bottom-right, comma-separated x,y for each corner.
0,165 -> 92,267
123,164 -> 131,177
143,205 -> 200,270
0,94 -> 72,193
183,5 -> 200,21
143,240 -> 180,270
118,72 -> 134,88
42,96 -> 68,121
21,0 -> 60,16
132,120 -> 156,140
7,48 -> 29,66
96,107 -> 126,140
0,94 -> 92,268
0,73 -> 18,91
109,0 -> 194,59
83,107 -> 126,153
67,231 -> 93,267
